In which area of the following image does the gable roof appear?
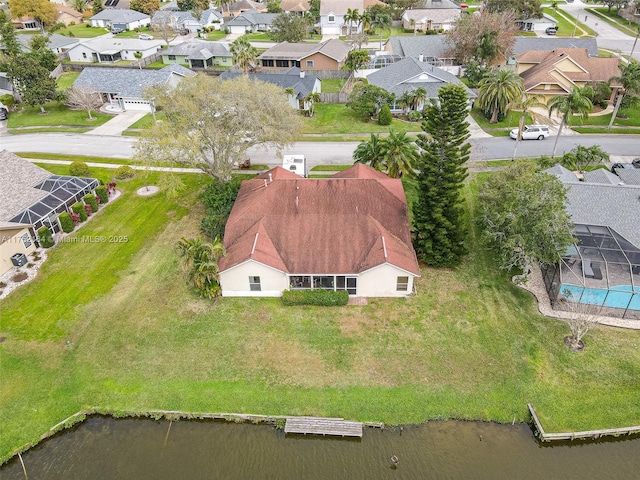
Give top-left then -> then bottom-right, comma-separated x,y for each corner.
512,37 -> 599,57
402,8 -> 461,25
280,0 -> 310,11
258,39 -> 351,62
69,37 -> 163,54
614,168 -> 640,186
73,65 -> 195,99
228,0 -> 267,11
89,8 -> 150,23
151,8 -> 223,26
320,0 -> 388,15
16,33 -> 79,52
220,67 -> 318,99
582,168 -> 622,185
225,10 -> 278,26
0,151 -> 52,221
518,48 -> 621,92
417,0 -> 460,7
163,39 -> 231,58
367,56 -> 476,98
219,163 -> 420,275
55,4 -> 84,19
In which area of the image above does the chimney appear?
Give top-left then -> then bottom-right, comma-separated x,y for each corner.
418,54 -> 424,62
268,173 -> 273,182
300,70 -> 305,78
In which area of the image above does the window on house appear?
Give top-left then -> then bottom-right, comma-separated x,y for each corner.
168,55 -> 176,60
21,233 -> 32,249
397,276 -> 409,291
249,276 -> 261,291
82,52 -> 87,59
306,60 -> 314,68
262,59 -> 274,67
276,60 -> 289,68
328,15 -> 335,23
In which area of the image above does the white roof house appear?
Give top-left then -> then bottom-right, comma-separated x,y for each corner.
67,37 -> 163,63
89,9 -> 151,30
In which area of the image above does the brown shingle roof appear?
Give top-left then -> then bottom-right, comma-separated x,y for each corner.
280,0 -> 310,11
257,39 -> 351,63
219,164 -> 420,275
0,150 -> 51,221
518,48 -> 621,92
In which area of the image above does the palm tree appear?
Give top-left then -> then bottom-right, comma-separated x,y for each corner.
230,36 -> 258,74
477,69 -> 524,123
399,91 -> 413,114
360,10 -> 372,33
344,8 -> 359,36
412,87 -> 427,111
379,130 -> 418,178
371,13 -> 392,51
304,91 -> 321,117
353,133 -> 385,170
608,62 -> 640,130
548,85 -> 594,158
509,93 -> 545,160
176,236 -> 226,299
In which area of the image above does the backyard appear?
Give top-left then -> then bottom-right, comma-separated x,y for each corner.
303,104 -> 423,135
1,165 -> 639,464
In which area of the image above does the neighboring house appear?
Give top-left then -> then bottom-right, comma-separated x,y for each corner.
220,67 -> 320,109
89,9 -> 151,31
54,4 -> 84,26
517,48 -> 621,104
384,35 -> 457,68
0,221 -> 36,276
0,150 -> 99,239
541,165 -> 640,320
73,64 -> 195,112
218,164 -> 420,297
162,40 -> 232,68
516,13 -> 557,32
401,0 -> 461,33
320,0 -> 388,35
16,33 -> 80,55
11,16 -> 40,30
67,37 -> 163,63
257,39 -> 352,71
225,10 -> 278,34
280,0 -> 311,15
366,56 -> 476,111
511,37 -> 598,57
227,0 -> 268,17
151,9 -> 224,33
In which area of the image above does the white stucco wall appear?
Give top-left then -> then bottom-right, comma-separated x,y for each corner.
357,263 -> 416,297
220,260 -> 288,297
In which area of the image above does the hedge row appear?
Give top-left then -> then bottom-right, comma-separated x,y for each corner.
59,212 -> 75,233
71,202 -> 87,222
83,193 -> 99,213
282,289 -> 349,306
95,185 -> 109,204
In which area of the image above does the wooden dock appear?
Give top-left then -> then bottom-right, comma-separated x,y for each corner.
528,404 -> 640,442
284,416 -> 363,438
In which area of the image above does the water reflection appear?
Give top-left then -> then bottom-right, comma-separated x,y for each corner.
2,417 -> 640,479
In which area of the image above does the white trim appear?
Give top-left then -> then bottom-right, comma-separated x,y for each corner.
358,261 -> 421,277
220,258 -> 286,275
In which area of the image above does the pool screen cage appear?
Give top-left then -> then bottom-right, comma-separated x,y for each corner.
542,224 -> 640,320
8,175 -> 100,236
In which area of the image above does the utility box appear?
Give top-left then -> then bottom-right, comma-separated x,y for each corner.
10,253 -> 27,267
282,155 -> 307,177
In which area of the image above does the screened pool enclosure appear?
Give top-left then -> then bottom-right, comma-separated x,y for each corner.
542,224 -> 640,320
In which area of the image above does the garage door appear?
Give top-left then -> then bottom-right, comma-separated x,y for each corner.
123,100 -> 151,111
322,25 -> 341,35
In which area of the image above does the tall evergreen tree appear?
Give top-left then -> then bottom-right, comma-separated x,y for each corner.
412,84 -> 471,267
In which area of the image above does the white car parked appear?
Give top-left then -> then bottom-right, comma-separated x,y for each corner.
510,124 -> 550,140
138,34 -> 154,40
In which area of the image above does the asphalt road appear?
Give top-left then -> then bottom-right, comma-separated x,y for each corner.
1,133 -> 638,166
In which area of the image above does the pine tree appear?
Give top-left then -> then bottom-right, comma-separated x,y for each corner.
412,84 -> 471,267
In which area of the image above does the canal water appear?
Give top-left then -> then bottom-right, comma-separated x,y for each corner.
2,417 -> 639,479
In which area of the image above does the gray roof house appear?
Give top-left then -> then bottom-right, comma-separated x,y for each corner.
220,67 -> 320,110
366,56 -> 476,111
541,165 -> 640,319
226,10 -> 278,34
162,40 -> 232,68
151,9 -> 224,33
73,64 -> 195,112
613,168 -> 640,186
89,9 -> 151,30
16,33 -> 79,54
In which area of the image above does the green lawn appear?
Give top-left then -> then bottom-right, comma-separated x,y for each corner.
547,7 -> 596,37
56,72 -> 80,90
58,24 -> 110,38
7,101 -> 111,128
204,30 -> 229,41
1,164 -> 639,463
321,79 -> 347,94
587,7 -> 639,36
574,107 -> 640,127
469,108 -> 533,135
310,164 -> 353,171
239,32 -> 272,42
16,152 -> 135,166
303,104 -> 422,135
126,113 -> 168,129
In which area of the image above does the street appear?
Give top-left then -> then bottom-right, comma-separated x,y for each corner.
1,133 -> 638,166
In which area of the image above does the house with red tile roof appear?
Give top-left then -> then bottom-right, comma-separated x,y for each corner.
516,48 -> 621,104
218,164 -> 420,297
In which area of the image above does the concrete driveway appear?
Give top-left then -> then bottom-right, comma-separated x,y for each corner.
85,110 -> 147,136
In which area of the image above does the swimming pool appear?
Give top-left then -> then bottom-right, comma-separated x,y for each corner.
560,284 -> 640,311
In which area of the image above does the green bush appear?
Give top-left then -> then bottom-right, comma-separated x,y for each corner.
37,226 -> 54,248
407,110 -> 422,122
72,202 -> 87,221
282,289 -> 349,306
0,94 -> 14,107
200,178 -> 241,239
83,193 -> 99,212
69,161 -> 91,177
378,104 -> 392,126
58,212 -> 75,233
114,165 -> 136,180
95,185 -> 109,204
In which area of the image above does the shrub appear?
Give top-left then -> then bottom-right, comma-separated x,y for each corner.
69,161 -> 91,177
378,104 -> 392,125
83,193 -> 99,212
84,204 -> 93,217
0,94 -> 15,107
70,212 -> 81,225
59,212 -> 75,233
282,289 -> 349,306
408,110 -> 422,122
95,185 -> 109,204
37,226 -> 54,248
200,178 -> 241,239
72,202 -> 87,221
114,165 -> 135,180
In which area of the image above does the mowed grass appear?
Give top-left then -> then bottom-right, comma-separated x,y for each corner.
7,101 -> 111,128
304,104 -> 422,134
56,72 -> 80,90
1,168 -> 640,463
